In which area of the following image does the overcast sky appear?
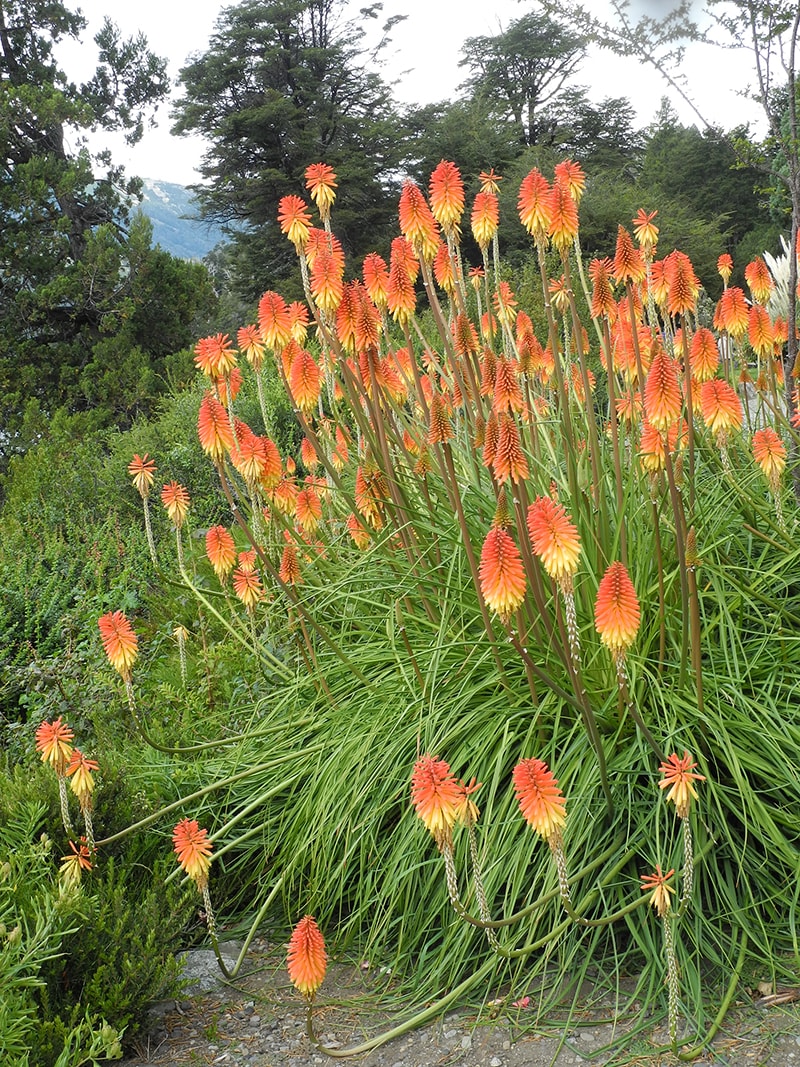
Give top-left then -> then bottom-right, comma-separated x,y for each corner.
60,0 -> 764,185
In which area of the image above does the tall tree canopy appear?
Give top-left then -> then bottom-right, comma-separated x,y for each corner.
172,0 -> 406,295
0,0 -> 209,459
458,11 -> 586,147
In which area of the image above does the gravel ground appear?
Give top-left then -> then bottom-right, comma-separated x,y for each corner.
121,939 -> 800,1067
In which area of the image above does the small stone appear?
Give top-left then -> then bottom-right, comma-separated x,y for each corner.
248,1014 -> 261,1026
444,1029 -> 458,1040
580,1031 -> 595,1042
502,1039 -> 511,1049
461,1034 -> 472,1049
490,1058 -> 503,1066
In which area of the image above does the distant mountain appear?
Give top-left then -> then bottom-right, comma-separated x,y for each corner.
136,179 -> 227,261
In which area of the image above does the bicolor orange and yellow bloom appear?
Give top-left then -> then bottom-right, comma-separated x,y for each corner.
161,482 -> 191,529
594,562 -> 640,653
60,840 -> 93,887
526,496 -> 581,584
752,427 -> 786,486
172,817 -> 213,891
659,752 -> 705,819
287,915 -> 327,999
305,163 -> 337,221
700,379 -> 742,436
278,195 -> 312,250
644,346 -> 682,431
128,454 -> 157,498
66,748 -> 98,807
98,611 -> 138,680
411,755 -> 464,848
641,865 -> 675,918
478,527 -> 526,620
35,717 -> 74,775
429,160 -> 464,235
513,757 -> 567,842
206,525 -> 237,582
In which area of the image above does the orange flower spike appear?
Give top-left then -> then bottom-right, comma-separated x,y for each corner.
518,167 -> 552,241
287,916 -> 328,999
65,748 -> 99,804
237,324 -> 265,371
277,194 -> 312,251
632,209 -> 658,254
98,610 -> 138,680
644,345 -> 682,430
305,162 -> 337,221
700,379 -> 743,435
198,394 -> 235,461
35,717 -> 74,775
744,256 -> 774,305
362,252 -> 390,309
554,159 -> 586,202
752,427 -> 787,482
433,243 -> 456,293
641,865 -> 676,918
717,253 -> 733,285
664,250 -> 700,317
289,349 -> 322,413
513,757 -> 567,842
398,181 -> 440,262
594,561 -> 640,653
713,287 -> 749,339
612,226 -> 646,285
410,755 -> 464,844
526,496 -> 581,583
471,191 -> 499,252
60,840 -> 93,886
193,333 -> 237,379
310,248 -> 344,315
588,258 -> 617,320
478,526 -> 527,620
492,413 -> 529,484
161,482 -> 191,529
429,160 -> 464,234
547,179 -> 579,252
659,751 -> 706,819
346,512 -> 370,549
258,291 -> 292,351
172,818 -> 213,891
493,356 -> 524,414
748,304 -> 774,359
205,525 -> 236,582
295,487 -> 323,533
128,454 -> 157,498
279,539 -> 302,585
689,327 -> 719,382
479,168 -> 503,194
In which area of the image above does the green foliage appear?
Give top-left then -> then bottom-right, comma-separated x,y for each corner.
0,1 -> 217,465
31,858 -> 189,1067
172,0 -> 406,293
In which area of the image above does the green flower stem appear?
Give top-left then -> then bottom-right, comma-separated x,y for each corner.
208,871 -> 286,980
142,496 -> 157,565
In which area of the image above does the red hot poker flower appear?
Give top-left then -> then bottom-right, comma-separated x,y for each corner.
429,160 -> 464,234
411,755 -> 464,847
752,427 -> 787,483
161,482 -> 191,529
641,865 -> 675,918
479,526 -> 527,621
526,496 -> 581,584
287,915 -> 327,999
305,162 -> 337,220
471,191 -> 499,252
277,195 -> 312,250
513,757 -> 567,842
98,611 -> 138,680
172,818 -> 213,890
594,562 -> 640,653
128,454 -> 157,498
659,751 -> 705,819
206,525 -> 237,582
35,717 -> 74,775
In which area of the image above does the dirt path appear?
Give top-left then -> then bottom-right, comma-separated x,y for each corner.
121,938 -> 800,1067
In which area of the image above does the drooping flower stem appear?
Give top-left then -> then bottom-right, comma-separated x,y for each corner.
202,884 -> 217,935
